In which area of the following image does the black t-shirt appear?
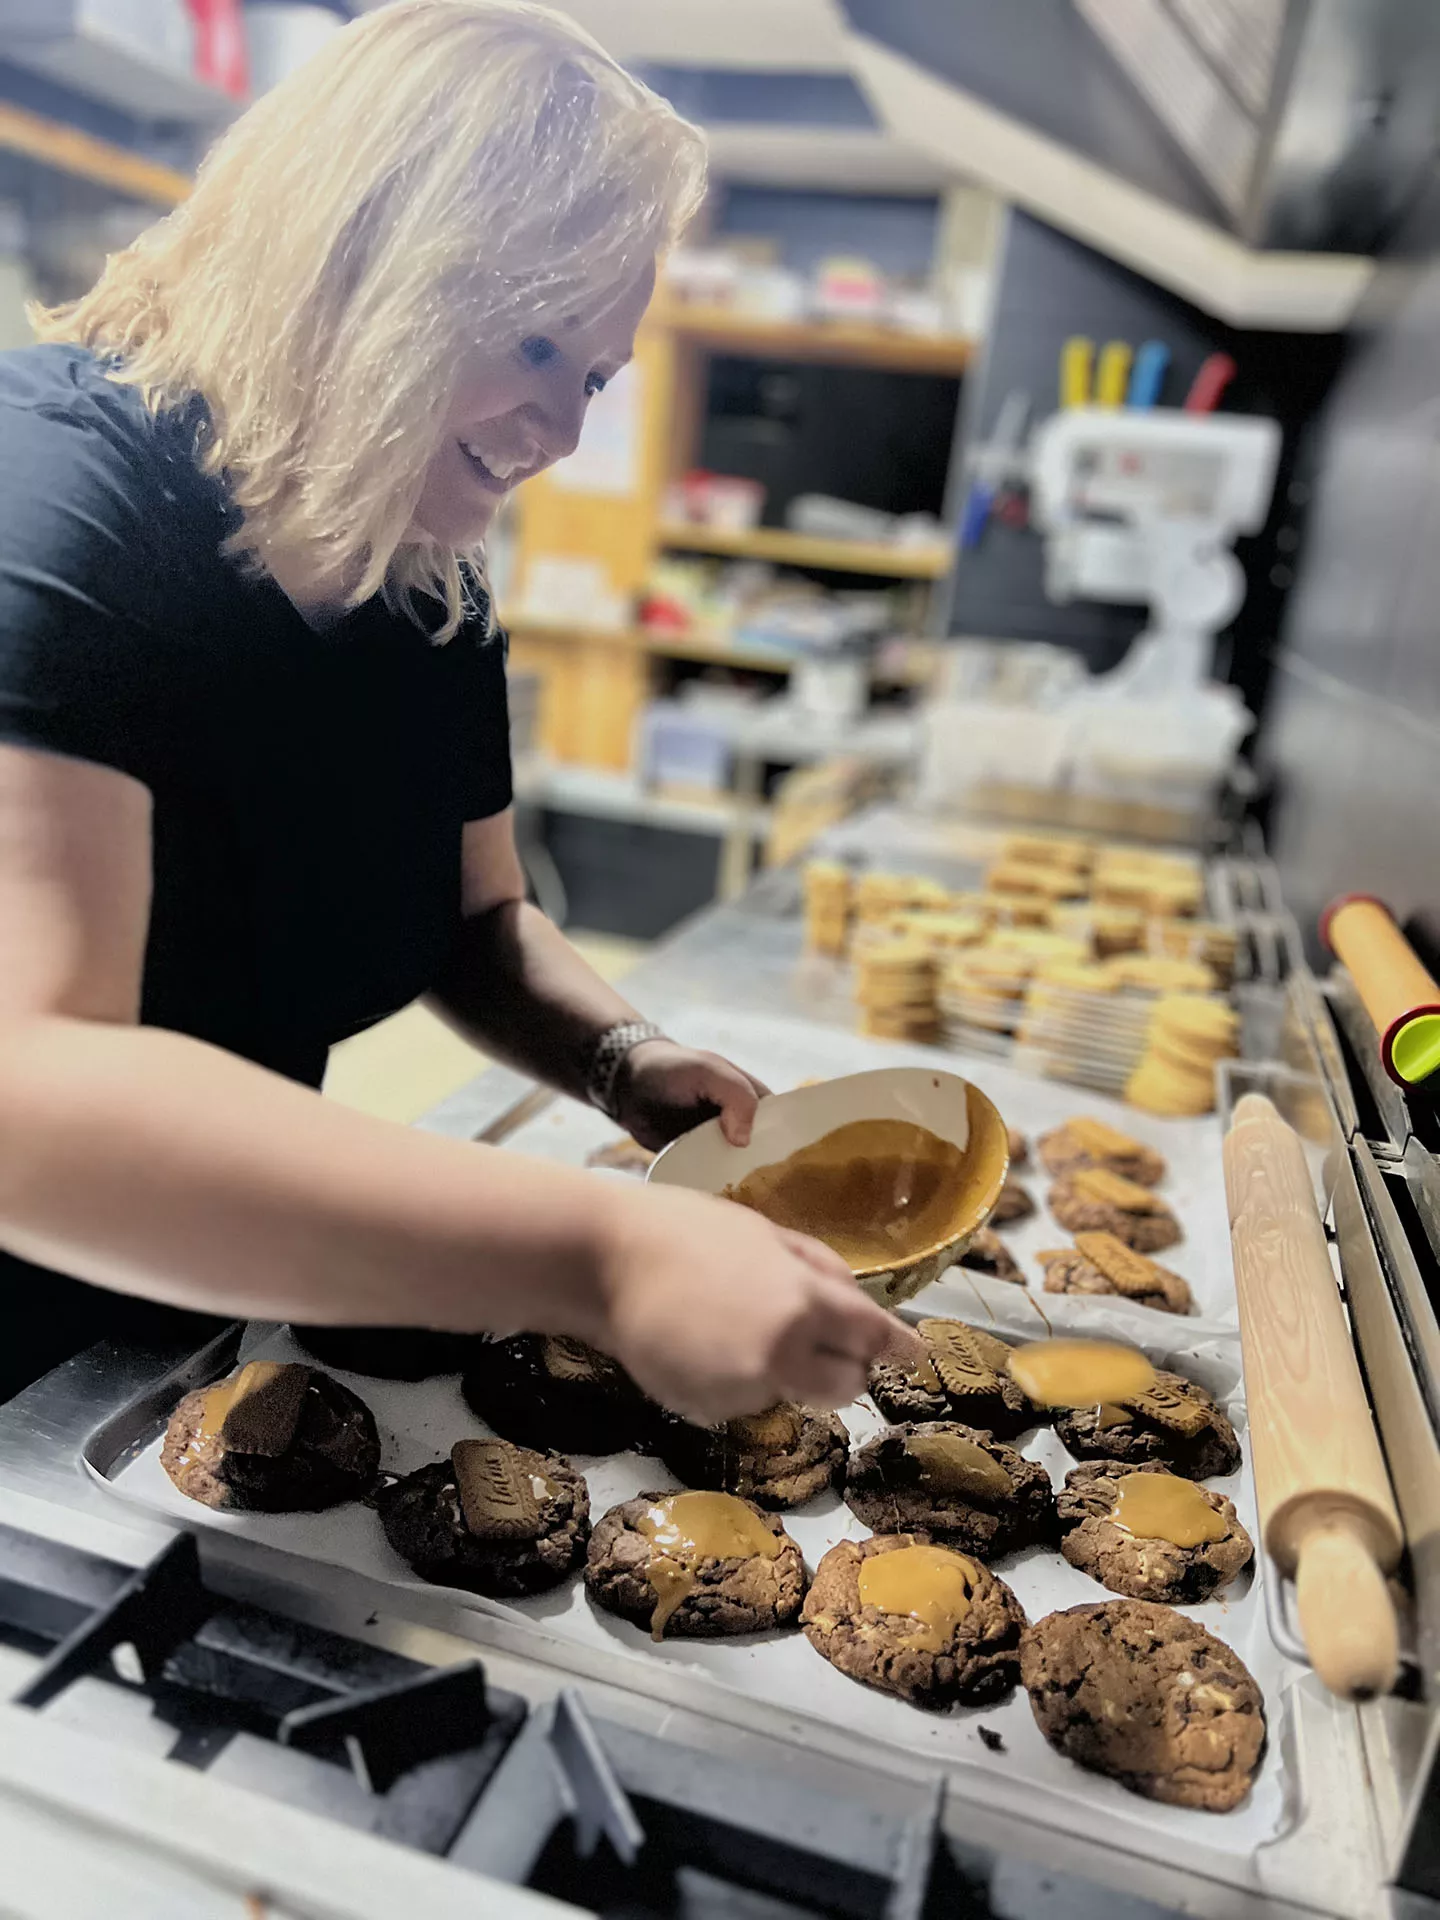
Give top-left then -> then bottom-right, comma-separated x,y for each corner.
0,344 -> 513,1396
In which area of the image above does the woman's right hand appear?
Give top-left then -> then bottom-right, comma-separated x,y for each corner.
592,1182 -> 923,1424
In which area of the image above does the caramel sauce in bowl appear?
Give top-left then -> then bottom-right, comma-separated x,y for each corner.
646,1066 -> 1010,1307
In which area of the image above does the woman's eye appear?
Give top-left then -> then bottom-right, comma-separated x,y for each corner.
520,336 -> 559,369
585,371 -> 608,398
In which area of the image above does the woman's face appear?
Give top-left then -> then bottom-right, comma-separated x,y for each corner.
411,259 -> 655,547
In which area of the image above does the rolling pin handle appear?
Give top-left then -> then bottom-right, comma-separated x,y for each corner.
1294,1518 -> 1400,1701
1230,1091 -> 1279,1129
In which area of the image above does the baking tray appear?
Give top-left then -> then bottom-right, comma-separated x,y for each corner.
78,1009 -> 1328,1903
85,1305 -> 1291,1887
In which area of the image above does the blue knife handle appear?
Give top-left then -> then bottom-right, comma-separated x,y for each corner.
1127,340 -> 1170,408
959,481 -> 995,550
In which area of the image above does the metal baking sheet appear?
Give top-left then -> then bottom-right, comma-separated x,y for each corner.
80,1008 -> 1323,1898
87,1325 -> 1294,1894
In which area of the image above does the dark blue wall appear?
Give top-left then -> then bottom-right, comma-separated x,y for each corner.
950,210 -> 1340,697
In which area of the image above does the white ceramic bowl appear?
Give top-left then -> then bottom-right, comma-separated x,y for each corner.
647,1065 -> 1010,1306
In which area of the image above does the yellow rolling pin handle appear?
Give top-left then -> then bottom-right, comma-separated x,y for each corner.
1321,894 -> 1440,1088
1095,340 -> 1134,408
1060,336 -> 1094,409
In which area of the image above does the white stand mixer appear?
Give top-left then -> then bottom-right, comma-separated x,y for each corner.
1029,407 -> 1281,693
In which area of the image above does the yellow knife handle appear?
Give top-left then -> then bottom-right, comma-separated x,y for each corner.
1096,340 -> 1134,408
1060,337 -> 1094,409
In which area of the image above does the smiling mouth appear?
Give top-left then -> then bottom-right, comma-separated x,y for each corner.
459,441 -> 534,493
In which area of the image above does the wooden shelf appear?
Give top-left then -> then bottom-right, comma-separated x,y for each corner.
656,522 -> 952,580
637,630 -> 795,673
507,619 -> 793,674
0,102 -> 191,205
656,301 -> 974,378
521,763 -> 771,841
506,618 -> 938,685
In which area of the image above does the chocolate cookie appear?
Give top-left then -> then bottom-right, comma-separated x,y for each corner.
652,1402 -> 847,1509
461,1333 -> 650,1455
846,1422 -> 1055,1558
377,1437 -> 589,1597
1021,1601 -> 1265,1812
162,1362 -> 380,1512
868,1320 -> 1041,1437
1058,1462 -> 1253,1602
956,1229 -> 1024,1286
1037,1233 -> 1194,1315
1047,1169 -> 1181,1254
802,1535 -> 1027,1710
291,1326 -> 483,1380
1006,1127 -> 1029,1168
1038,1118 -> 1166,1186
990,1179 -> 1036,1227
1053,1368 -> 1241,1480
585,1491 -> 805,1640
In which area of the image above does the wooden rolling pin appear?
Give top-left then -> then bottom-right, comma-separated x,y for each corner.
1223,1093 -> 1402,1699
1321,893 -> 1440,1090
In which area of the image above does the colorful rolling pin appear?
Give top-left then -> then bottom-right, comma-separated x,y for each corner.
1321,895 -> 1440,1089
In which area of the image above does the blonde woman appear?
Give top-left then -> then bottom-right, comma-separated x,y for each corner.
0,0 -> 911,1408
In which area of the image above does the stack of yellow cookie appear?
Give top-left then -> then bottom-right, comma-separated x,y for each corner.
1125,995 -> 1240,1116
1093,848 -> 1204,919
984,859 -> 1089,903
939,948 -> 1034,1035
1050,903 -> 1145,957
1026,958 -> 1120,1004
871,909 -> 987,954
854,939 -> 939,1042
969,890 -> 1054,929
854,871 -> 950,921
802,861 -> 851,957
1016,961 -> 1146,1055
1107,953 -> 1219,995
986,928 -> 1091,967
1000,831 -> 1096,877
1152,918 -> 1239,986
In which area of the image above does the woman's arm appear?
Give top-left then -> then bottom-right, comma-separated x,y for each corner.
0,745 -> 912,1416
428,811 -> 768,1147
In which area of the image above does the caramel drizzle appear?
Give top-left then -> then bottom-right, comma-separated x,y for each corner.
1108,1471 -> 1227,1547
856,1543 -> 981,1653
635,1492 -> 781,1639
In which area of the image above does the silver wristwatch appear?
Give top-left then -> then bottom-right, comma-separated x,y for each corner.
585,1020 -> 668,1118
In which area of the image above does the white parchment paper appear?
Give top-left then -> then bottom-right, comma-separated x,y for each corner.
99,1007 -> 1300,1881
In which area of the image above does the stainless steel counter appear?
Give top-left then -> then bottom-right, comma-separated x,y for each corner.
0,1336 -> 1374,1920
0,848 -> 1401,1920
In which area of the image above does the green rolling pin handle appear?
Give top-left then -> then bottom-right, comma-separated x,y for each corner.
1322,893 -> 1440,1089
1386,1008 -> 1440,1088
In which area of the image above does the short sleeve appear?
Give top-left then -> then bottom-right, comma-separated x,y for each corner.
456,619 -> 514,821
0,354 -> 192,790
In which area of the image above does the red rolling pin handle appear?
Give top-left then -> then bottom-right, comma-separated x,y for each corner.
1321,894 -> 1440,1089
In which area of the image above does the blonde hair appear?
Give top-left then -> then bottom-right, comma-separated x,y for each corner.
34,0 -> 706,638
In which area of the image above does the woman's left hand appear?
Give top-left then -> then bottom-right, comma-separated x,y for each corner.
612,1040 -> 770,1151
